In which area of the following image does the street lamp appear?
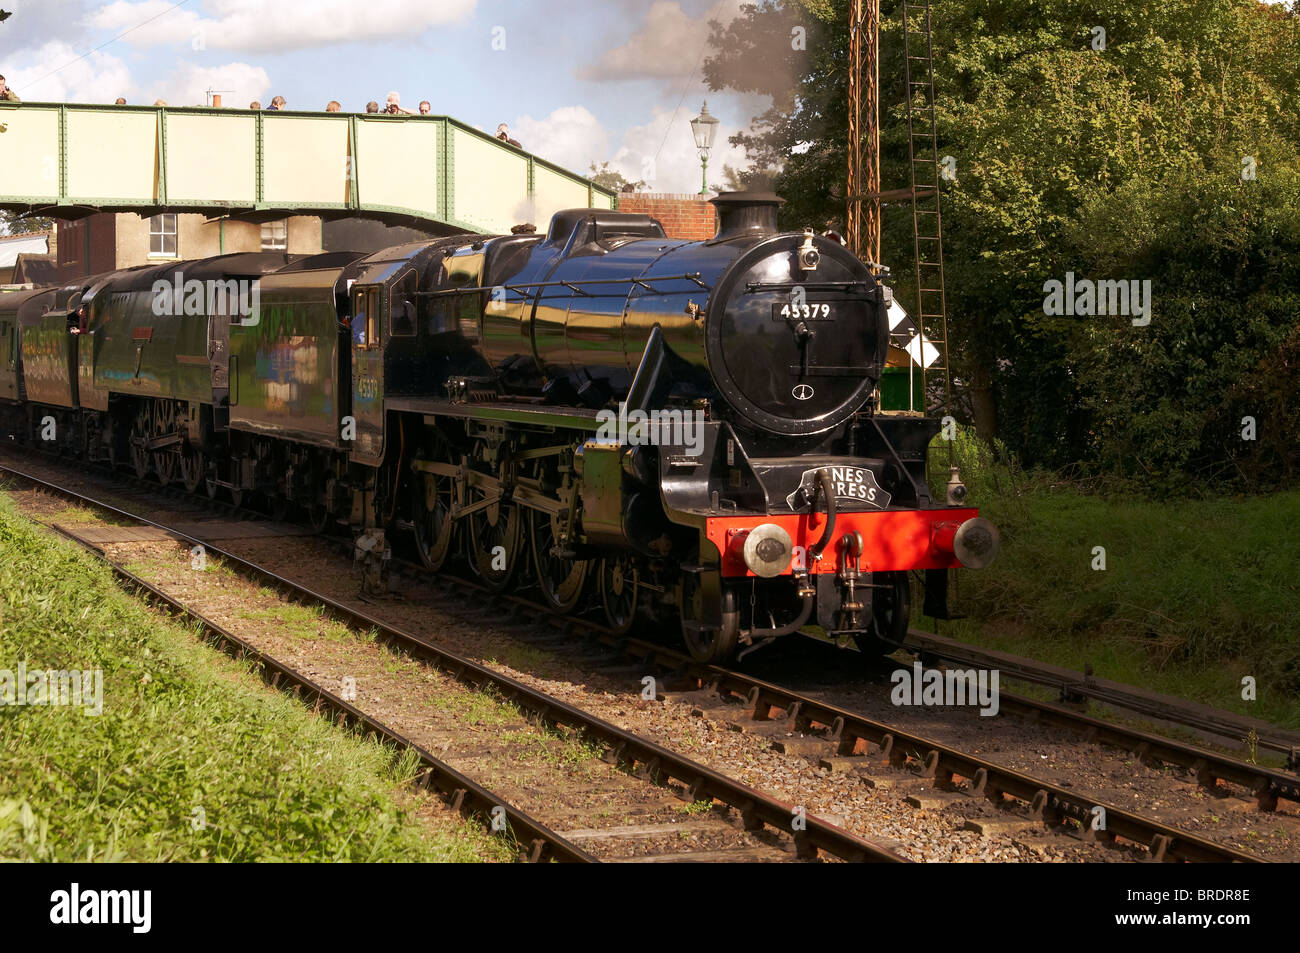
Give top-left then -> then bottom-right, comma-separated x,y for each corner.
690,101 -> 719,195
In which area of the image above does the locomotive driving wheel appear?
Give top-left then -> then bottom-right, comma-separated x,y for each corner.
598,554 -> 639,634
466,441 -> 523,591
153,403 -> 178,487
412,465 -> 456,572
179,448 -> 206,494
129,405 -> 151,479
527,459 -> 588,612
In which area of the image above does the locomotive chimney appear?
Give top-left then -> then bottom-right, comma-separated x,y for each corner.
709,191 -> 786,241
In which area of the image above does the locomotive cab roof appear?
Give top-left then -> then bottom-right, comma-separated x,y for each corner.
544,209 -> 665,252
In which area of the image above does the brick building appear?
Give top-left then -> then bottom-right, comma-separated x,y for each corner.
615,192 -> 718,240
51,212 -> 323,283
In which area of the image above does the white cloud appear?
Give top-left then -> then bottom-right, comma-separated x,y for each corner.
6,40 -> 134,102
5,38 -> 268,108
579,0 -> 747,82
86,0 -> 477,53
514,101 -> 748,194
511,106 -> 611,178
153,61 -> 271,109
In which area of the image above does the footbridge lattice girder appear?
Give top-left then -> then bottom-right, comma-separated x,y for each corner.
0,103 -> 615,232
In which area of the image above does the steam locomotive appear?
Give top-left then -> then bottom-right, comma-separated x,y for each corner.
0,192 -> 998,662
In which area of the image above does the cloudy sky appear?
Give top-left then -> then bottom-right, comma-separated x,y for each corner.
0,0 -> 766,193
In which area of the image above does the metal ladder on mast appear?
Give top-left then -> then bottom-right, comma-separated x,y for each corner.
901,0 -> 950,419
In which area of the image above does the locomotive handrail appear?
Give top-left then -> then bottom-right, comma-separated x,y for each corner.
413,273 -> 709,298
744,280 -> 879,292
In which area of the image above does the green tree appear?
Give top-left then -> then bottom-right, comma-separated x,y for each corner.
704,0 -> 1300,489
588,161 -> 645,193
0,211 -> 54,235
711,162 -> 778,193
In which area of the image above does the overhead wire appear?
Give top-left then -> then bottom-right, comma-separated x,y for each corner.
18,0 -> 196,95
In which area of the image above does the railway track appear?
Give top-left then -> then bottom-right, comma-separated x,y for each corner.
357,545 -> 1297,851
898,628 -> 1300,766
550,616 -> 1300,818
1,450 -> 1283,861
0,459 -> 905,864
453,595 -> 1273,862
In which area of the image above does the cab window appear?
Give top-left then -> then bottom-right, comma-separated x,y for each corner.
351,288 -> 380,349
389,270 -> 418,337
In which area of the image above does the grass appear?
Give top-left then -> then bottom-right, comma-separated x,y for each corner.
497,730 -> 605,772
0,494 -> 505,862
483,644 -> 555,673
425,681 -> 524,729
237,603 -> 354,642
676,800 -> 715,816
924,430 -> 1300,731
48,504 -> 129,526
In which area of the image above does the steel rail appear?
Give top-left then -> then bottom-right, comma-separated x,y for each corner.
0,462 -> 904,864
580,620 -> 1300,815
899,627 -> 1300,763
40,524 -> 593,864
9,452 -> 1274,861
339,558 -> 1276,862
401,578 -> 1277,861
545,618 -> 1267,861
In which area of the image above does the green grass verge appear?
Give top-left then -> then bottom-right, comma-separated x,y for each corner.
926,431 -> 1300,731
0,494 -> 504,862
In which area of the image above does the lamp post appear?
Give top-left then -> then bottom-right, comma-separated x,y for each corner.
690,101 -> 719,195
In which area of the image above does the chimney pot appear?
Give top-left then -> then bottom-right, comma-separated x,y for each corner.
708,191 -> 785,241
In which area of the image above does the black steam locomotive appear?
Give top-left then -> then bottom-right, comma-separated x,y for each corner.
0,192 -> 997,662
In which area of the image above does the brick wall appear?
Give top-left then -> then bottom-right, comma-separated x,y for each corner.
615,192 -> 717,241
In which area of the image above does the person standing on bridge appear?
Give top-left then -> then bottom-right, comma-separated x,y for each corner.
0,75 -> 21,102
495,123 -> 521,148
384,92 -> 414,115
